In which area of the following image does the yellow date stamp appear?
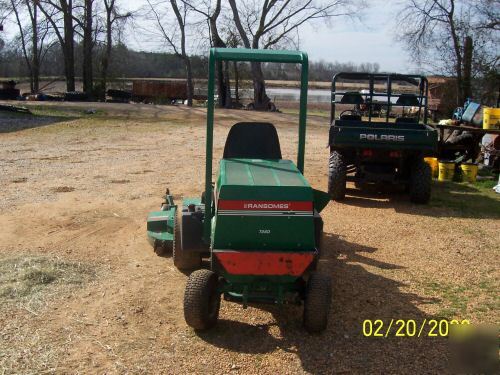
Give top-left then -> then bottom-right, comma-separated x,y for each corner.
362,319 -> 471,338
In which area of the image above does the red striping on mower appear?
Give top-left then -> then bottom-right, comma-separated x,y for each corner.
218,200 -> 313,212
214,251 -> 314,276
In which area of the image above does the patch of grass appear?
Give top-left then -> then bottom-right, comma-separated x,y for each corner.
430,181 -> 500,218
0,256 -> 97,308
421,279 -> 499,321
27,105 -> 106,118
474,179 -> 497,190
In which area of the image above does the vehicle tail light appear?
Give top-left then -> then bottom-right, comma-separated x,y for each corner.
362,149 -> 373,157
389,151 -> 401,158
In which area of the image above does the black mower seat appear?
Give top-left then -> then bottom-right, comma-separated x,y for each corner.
223,122 -> 282,159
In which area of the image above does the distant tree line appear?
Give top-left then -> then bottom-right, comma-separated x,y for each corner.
0,41 -> 380,82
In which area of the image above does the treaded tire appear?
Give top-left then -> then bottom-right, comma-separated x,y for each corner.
328,151 -> 347,201
173,214 -> 201,271
303,273 -> 332,333
409,159 -> 432,204
184,269 -> 221,330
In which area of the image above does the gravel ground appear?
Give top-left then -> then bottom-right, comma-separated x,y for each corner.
0,101 -> 498,374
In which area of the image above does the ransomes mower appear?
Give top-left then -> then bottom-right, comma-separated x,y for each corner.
328,73 -> 438,203
147,48 -> 332,332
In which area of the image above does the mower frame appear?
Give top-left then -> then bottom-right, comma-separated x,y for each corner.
203,48 -> 309,244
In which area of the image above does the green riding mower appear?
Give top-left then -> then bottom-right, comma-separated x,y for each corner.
147,48 -> 332,332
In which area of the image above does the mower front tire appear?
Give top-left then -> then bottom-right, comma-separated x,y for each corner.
184,269 -> 221,330
303,273 -> 332,333
409,159 -> 432,204
328,151 -> 347,201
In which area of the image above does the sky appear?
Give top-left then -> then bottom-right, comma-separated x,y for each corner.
1,0 -> 412,73
122,0 -> 412,73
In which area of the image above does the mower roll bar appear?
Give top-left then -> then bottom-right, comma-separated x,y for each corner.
330,72 -> 429,125
203,48 -> 309,244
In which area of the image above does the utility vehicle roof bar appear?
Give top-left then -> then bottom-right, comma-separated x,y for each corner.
204,48 -> 309,243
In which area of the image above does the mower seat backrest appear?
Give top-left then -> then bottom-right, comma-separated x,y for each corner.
223,122 -> 282,160
340,92 -> 364,105
396,94 -> 420,106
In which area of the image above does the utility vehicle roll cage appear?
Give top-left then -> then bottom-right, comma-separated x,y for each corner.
330,72 -> 429,125
203,48 -> 309,243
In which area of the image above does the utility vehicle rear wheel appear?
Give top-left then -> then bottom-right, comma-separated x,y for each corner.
409,159 -> 432,204
303,273 -> 332,333
328,151 -> 347,201
173,216 -> 201,271
184,269 -> 221,330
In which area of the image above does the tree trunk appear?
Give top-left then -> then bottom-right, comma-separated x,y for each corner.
30,2 -> 39,93
62,1 -> 75,92
209,0 -> 230,108
250,61 -> 270,110
82,0 -> 93,97
185,57 -> 193,106
462,36 -> 473,100
223,61 -> 231,108
100,26 -> 112,100
447,4 -> 463,105
216,62 -> 226,107
233,61 -> 239,103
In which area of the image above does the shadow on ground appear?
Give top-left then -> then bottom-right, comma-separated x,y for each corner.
197,233 -> 449,373
0,111 -> 76,133
341,181 -> 499,219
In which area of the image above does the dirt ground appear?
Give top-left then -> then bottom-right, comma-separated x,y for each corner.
0,101 -> 498,374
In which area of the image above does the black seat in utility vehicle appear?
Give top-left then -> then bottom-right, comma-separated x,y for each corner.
223,122 -> 282,160
396,94 -> 420,106
340,114 -> 362,121
395,117 -> 417,124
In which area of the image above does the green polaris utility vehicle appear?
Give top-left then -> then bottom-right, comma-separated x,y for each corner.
328,73 -> 438,203
147,48 -> 332,333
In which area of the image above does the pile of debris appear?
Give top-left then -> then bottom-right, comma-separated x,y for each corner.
0,80 -> 21,100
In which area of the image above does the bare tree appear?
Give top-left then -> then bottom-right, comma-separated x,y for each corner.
397,0 -> 499,104
81,0 -> 94,96
145,0 -> 194,106
8,0 -> 51,93
181,0 -> 232,108
228,0 -> 361,109
475,0 -> 500,31
100,0 -> 131,98
38,0 -> 76,92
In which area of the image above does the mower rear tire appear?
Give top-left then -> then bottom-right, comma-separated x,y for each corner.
328,151 -> 347,201
173,216 -> 201,271
409,159 -> 432,204
303,273 -> 332,333
184,269 -> 221,330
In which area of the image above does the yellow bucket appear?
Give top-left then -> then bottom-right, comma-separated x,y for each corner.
425,157 -> 439,178
483,107 -> 500,129
438,160 -> 455,181
460,163 -> 478,183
